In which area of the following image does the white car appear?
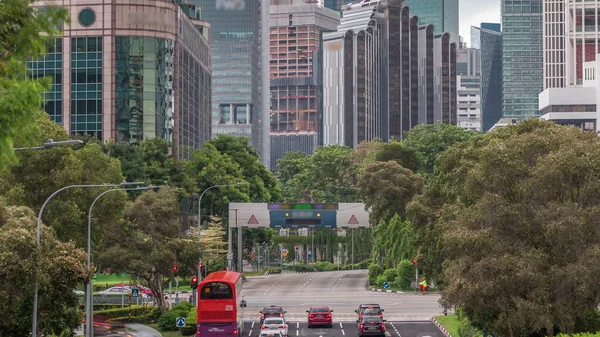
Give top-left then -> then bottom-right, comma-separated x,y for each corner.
98,286 -> 133,295
262,317 -> 288,337
259,329 -> 284,337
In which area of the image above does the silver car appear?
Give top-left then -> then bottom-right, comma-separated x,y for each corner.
262,317 -> 288,337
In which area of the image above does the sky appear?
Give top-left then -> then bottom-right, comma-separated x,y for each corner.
459,0 -> 501,47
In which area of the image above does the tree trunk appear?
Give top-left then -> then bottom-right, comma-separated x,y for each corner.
148,271 -> 167,313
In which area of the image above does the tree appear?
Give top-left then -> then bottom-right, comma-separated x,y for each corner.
404,123 -> 478,174
357,161 -> 422,224
207,135 -> 281,203
97,188 -> 201,312
276,151 -> 308,184
0,198 -> 88,336
417,120 -> 600,337
0,0 -> 67,169
375,141 -> 420,172
0,113 -> 126,249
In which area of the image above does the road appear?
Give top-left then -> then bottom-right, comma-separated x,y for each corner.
237,270 -> 447,337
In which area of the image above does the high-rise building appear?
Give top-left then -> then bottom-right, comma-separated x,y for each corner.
456,48 -> 482,131
538,0 -> 600,132
30,0 -> 212,159
195,0 -> 263,152
322,0 -> 457,147
269,1 -> 340,171
472,24 -> 503,131
501,0 -> 543,120
402,0 -> 459,45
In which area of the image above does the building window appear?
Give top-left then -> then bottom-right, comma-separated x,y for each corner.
78,8 -> 96,27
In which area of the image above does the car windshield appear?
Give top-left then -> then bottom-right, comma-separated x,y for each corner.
264,308 -> 282,313
362,317 -> 382,323
362,308 -> 381,315
264,318 -> 284,325
310,308 -> 329,313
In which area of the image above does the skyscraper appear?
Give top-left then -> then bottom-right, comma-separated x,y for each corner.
322,0 -> 457,147
269,1 -> 340,171
195,0 -> 262,153
30,0 -> 212,159
456,48 -> 482,131
403,0 -> 459,45
501,0 -> 543,120
472,24 -> 503,131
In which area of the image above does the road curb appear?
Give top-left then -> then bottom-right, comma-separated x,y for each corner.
167,290 -> 191,294
432,317 -> 453,337
368,287 -> 405,294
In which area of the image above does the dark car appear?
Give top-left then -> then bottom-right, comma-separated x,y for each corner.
357,316 -> 386,337
355,304 -> 384,320
260,306 -> 286,324
307,306 -> 333,328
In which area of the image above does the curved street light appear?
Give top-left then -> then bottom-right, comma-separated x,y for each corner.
196,182 -> 249,281
14,138 -> 84,151
32,180 -> 143,337
85,185 -> 165,337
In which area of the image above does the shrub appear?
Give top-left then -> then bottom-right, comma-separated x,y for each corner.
394,260 -> 414,289
374,275 -> 387,288
356,259 -> 372,269
180,325 -> 196,336
382,268 -> 398,282
266,267 -> 282,274
157,310 -> 179,331
94,305 -> 152,319
368,264 -> 383,285
293,263 -> 314,272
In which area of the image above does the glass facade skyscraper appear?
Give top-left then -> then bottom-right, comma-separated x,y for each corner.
501,0 -> 543,119
403,0 -> 459,45
472,25 -> 503,131
195,0 -> 261,149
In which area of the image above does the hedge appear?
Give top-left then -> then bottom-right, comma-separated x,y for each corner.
94,305 -> 153,319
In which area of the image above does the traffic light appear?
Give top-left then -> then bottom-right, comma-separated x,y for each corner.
191,276 -> 198,289
412,258 -> 418,266
172,265 -> 178,274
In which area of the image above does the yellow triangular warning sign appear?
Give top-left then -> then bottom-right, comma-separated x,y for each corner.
247,215 -> 259,225
348,215 -> 359,225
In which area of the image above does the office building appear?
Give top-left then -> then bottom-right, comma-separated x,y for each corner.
269,1 -> 340,171
322,0 -> 457,147
195,0 -> 265,160
472,24 -> 503,131
501,0 -> 543,120
403,0 -> 459,45
30,0 -> 212,159
538,1 -> 600,132
456,48 -> 481,131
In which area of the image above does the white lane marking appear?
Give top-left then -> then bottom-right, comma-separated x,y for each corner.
297,322 -> 299,329
252,322 -> 255,328
342,330 -> 345,336
296,330 -> 299,336
388,322 -> 401,337
248,330 -> 253,336
339,323 -> 343,329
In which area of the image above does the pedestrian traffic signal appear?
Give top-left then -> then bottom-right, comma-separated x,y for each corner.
198,263 -> 204,269
172,265 -> 178,273
412,258 -> 418,265
191,276 -> 198,289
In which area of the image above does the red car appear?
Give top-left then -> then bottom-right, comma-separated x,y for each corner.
307,306 -> 333,328
114,283 -> 153,296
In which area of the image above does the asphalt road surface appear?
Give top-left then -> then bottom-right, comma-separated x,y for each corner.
240,270 -> 447,322
241,321 -> 445,337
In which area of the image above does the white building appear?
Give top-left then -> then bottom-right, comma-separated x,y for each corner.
456,48 -> 481,131
538,58 -> 599,132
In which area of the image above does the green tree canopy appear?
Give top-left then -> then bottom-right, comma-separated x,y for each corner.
0,198 -> 88,336
0,0 -> 67,169
375,141 -> 420,172
97,187 -> 201,312
404,123 -> 478,174
411,120 -> 600,337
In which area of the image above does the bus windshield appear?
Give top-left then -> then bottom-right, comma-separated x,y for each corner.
201,282 -> 233,300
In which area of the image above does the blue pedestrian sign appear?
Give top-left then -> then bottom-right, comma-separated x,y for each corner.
176,317 -> 186,327
383,282 -> 390,289
131,287 -> 139,297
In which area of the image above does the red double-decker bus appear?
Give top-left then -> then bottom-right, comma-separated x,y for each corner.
196,271 -> 244,337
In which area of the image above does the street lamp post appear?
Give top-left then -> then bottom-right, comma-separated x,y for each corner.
85,185 -> 163,337
32,181 -> 142,337
14,139 -> 83,151
196,182 -> 248,278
